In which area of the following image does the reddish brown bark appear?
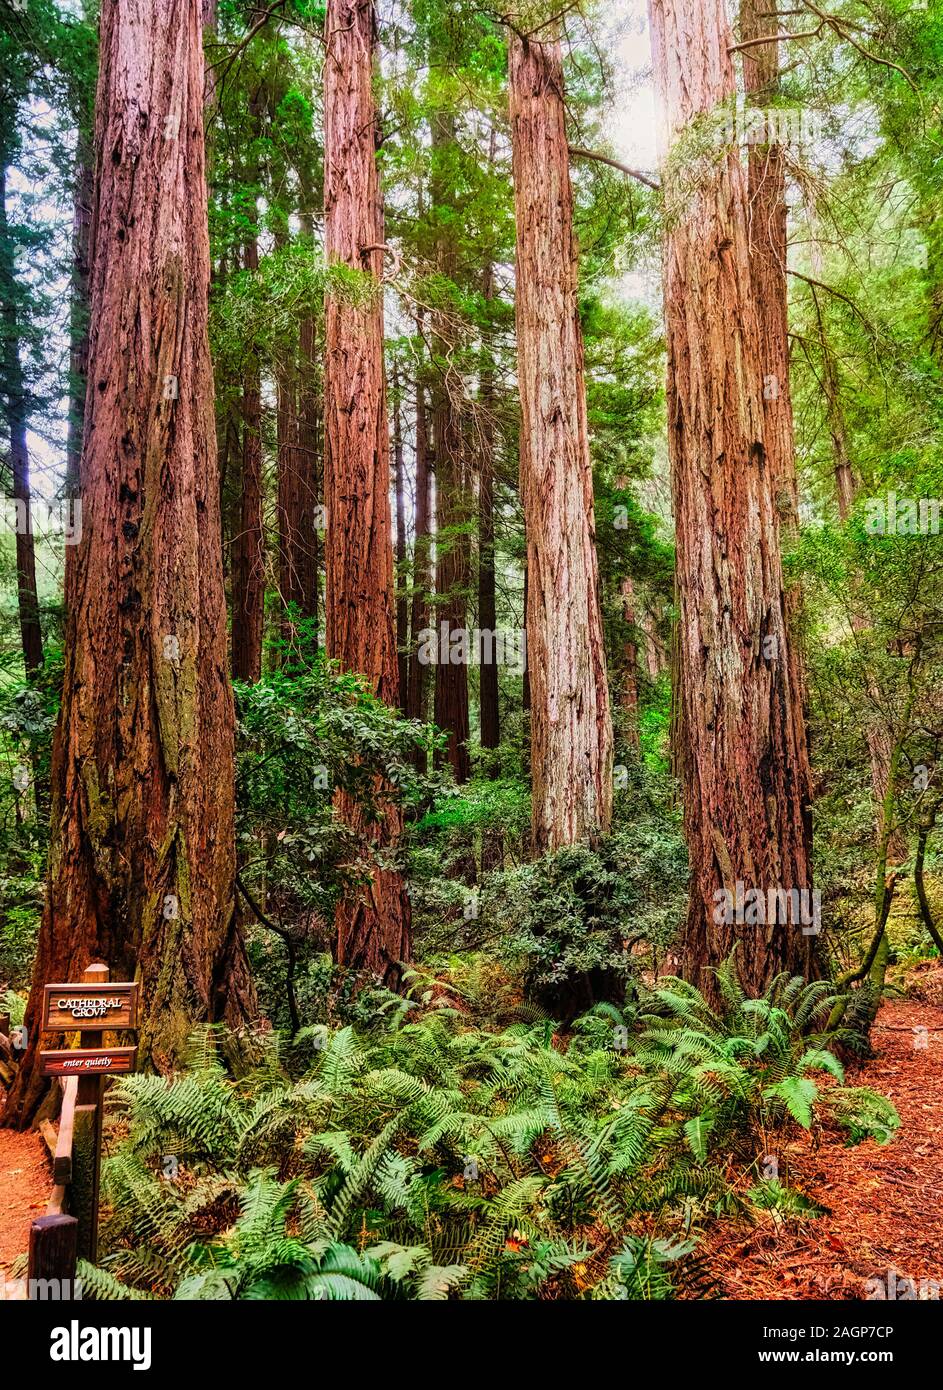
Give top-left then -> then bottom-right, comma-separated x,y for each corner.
509,33 -> 613,853
432,435 -> 472,782
431,110 -> 471,785
392,370 -> 409,708
231,198 -> 265,682
741,0 -> 798,536
323,0 -> 410,983
5,0 -> 253,1126
479,264 -> 502,871
740,0 -> 816,887
0,164 -> 43,679
64,132 -> 93,613
407,363 -> 431,757
521,555 -> 531,777
478,263 -> 500,759
649,0 -> 815,997
297,306 -> 321,629
276,214 -> 320,649
218,396 -> 241,581
741,0 -> 811,782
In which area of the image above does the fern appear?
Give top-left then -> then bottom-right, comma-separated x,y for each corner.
88,982 -> 896,1302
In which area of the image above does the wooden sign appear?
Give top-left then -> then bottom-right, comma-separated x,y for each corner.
42,982 -> 138,1032
40,1046 -> 137,1077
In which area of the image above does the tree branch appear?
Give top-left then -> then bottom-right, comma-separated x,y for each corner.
568,146 -> 660,191
235,873 -> 300,1035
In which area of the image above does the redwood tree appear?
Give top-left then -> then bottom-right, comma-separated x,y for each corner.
230,101 -> 265,683
430,107 -> 471,784
0,160 -> 43,679
5,0 -> 254,1125
276,210 -> 320,649
392,367 -> 409,707
649,0 -> 815,996
64,115 -> 93,613
740,0 -> 817,883
323,0 -> 410,982
620,576 -> 641,750
406,356 -> 431,756
478,261 -> 500,759
509,32 -> 613,852
740,0 -> 798,534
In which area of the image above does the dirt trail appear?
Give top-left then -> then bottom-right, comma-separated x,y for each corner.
700,985 -> 943,1300
0,1120 -> 49,1294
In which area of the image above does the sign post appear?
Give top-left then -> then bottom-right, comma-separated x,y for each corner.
72,963 -> 107,1263
42,982 -> 138,1031
36,962 -> 139,1268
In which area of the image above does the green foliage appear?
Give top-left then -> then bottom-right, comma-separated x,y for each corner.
408,754 -> 684,1015
0,649 -> 61,984
1,986 -> 25,1025
90,1013 -> 702,1300
234,643 -> 444,1026
746,1181 -> 825,1218
90,963 -> 896,1302
474,843 -> 638,1012
623,957 -> 901,1149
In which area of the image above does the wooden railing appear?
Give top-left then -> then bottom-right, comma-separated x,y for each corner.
27,961 -> 112,1299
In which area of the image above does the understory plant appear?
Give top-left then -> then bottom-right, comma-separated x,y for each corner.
85,959 -> 897,1301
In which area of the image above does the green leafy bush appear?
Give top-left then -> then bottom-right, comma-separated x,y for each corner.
89,962 -> 895,1302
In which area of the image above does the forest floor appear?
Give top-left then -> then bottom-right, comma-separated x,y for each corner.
0,1119 -> 48,1296
692,965 -> 943,1300
0,973 -> 940,1301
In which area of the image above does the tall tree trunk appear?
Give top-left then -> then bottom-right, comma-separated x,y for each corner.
740,0 -> 798,539
276,346 -> 298,645
297,299 -> 321,631
740,0 -> 817,892
509,33 -> 613,853
407,354 -> 431,759
430,107 -> 471,785
649,0 -> 815,998
478,262 -> 500,760
323,0 -> 410,983
64,128 -> 93,613
620,576 -> 641,751
231,354 -> 264,680
521,556 -> 531,775
219,398 -> 241,582
392,368 -> 409,708
231,87 -> 266,681
0,164 -> 43,678
5,0 -> 253,1127
276,216 -> 320,652
479,263 -> 502,871
230,143 -> 265,683
641,599 -> 667,680
810,288 -> 858,522
740,0 -> 810,746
